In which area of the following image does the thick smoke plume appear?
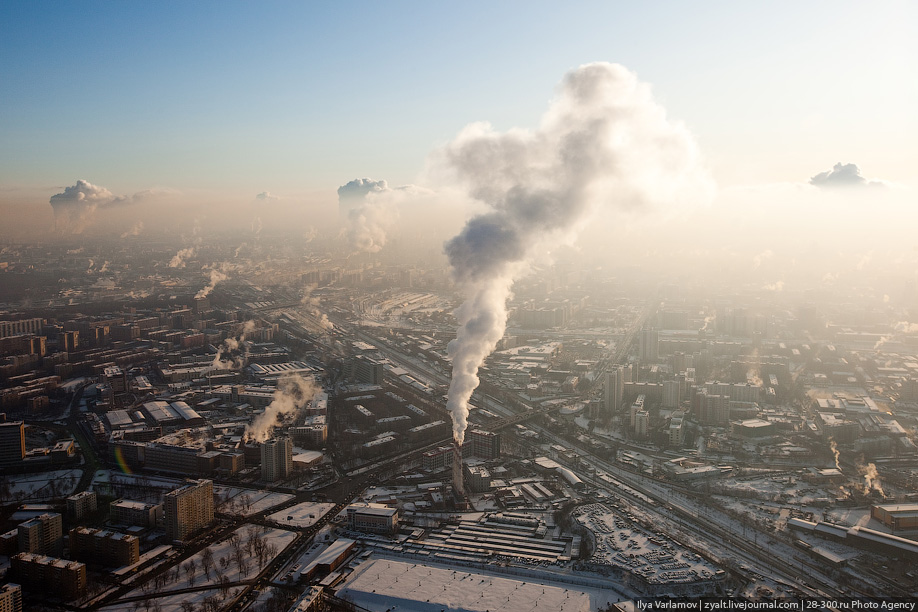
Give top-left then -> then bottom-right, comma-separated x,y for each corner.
830,439 -> 841,470
245,373 -> 317,443
196,267 -> 228,298
442,62 -> 712,444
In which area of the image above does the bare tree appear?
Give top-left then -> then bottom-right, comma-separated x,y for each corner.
184,559 -> 197,587
200,546 -> 214,579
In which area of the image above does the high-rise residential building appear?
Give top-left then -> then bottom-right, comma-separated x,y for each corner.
261,437 -> 293,482
669,411 -> 685,447
0,583 -> 22,612
0,318 -> 43,338
466,429 -> 500,459
11,553 -> 86,601
164,479 -> 214,543
635,410 -> 650,439
66,491 -> 97,520
604,366 -> 624,415
17,513 -> 62,556
662,379 -> 682,409
69,528 -> 140,567
0,421 -> 25,467
639,329 -> 659,363
630,395 -> 646,430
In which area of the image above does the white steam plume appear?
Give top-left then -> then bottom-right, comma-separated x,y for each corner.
120,221 -> 144,238
196,267 -> 228,298
830,439 -> 841,471
99,260 -> 110,274
859,462 -> 885,496
441,62 -> 713,444
246,373 -> 317,443
211,320 -> 256,370
337,178 -> 432,253
894,321 -> 918,333
169,247 -> 196,268
86,258 -> 95,274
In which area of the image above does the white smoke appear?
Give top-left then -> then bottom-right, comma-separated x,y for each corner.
246,373 -> 317,443
86,258 -> 95,274
440,62 -> 713,444
337,178 -> 432,253
856,252 -> 873,271
301,285 -> 334,331
252,216 -> 263,238
830,439 -> 841,471
211,320 -> 256,370
234,243 -> 247,258
99,260 -> 110,274
120,221 -> 145,238
169,247 -> 197,268
762,281 -> 784,292
859,462 -> 885,496
874,335 -> 891,350
894,321 -> 918,333
50,180 -> 172,233
752,249 -> 773,270
196,267 -> 228,298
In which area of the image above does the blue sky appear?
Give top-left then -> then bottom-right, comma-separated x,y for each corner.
1,1 -> 915,201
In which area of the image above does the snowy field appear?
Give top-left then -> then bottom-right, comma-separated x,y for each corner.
0,468 -> 81,502
266,501 -> 335,528
101,524 -> 298,611
214,485 -> 294,516
337,557 -> 612,612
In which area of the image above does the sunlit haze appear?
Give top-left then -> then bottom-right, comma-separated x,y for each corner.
1,3 -> 917,610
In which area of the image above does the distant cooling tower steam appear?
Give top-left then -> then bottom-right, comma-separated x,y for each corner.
442,62 -> 712,445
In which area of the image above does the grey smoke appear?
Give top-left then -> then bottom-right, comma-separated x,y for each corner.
441,62 -> 713,445
809,163 -> 885,188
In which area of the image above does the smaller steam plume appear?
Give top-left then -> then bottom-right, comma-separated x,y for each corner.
859,462 -> 885,496
245,374 -> 317,443
86,259 -> 95,274
169,247 -> 197,268
196,267 -> 228,298
212,320 -> 255,370
895,321 -> 918,334
120,221 -> 144,238
300,285 -> 334,331
810,163 -> 886,189
98,260 -> 110,274
829,439 -> 841,471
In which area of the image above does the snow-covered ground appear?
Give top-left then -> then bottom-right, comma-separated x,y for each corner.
266,501 -> 335,528
100,524 -> 298,611
0,468 -> 81,502
98,588 -> 225,612
337,557 -> 615,612
214,485 -> 294,516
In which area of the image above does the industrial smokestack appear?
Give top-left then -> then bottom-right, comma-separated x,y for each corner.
452,441 -> 464,501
